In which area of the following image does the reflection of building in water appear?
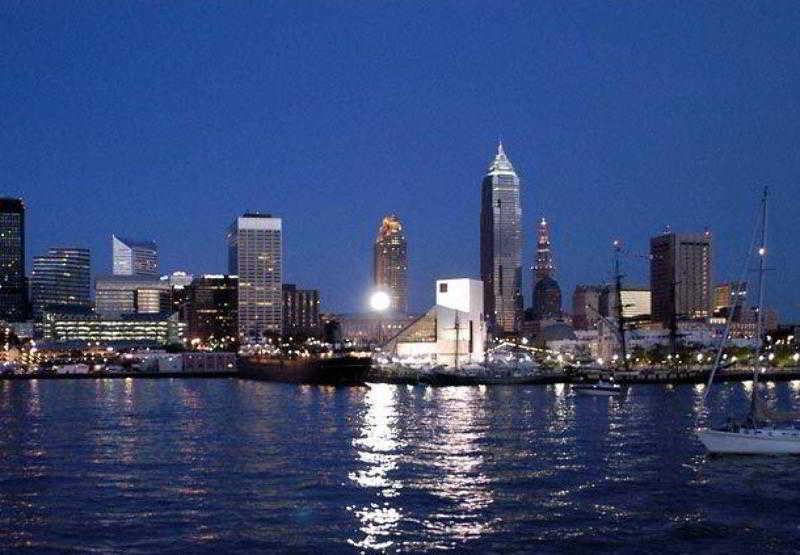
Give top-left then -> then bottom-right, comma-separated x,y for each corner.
348,383 -> 404,551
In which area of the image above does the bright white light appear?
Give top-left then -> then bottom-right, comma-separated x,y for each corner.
370,291 -> 391,312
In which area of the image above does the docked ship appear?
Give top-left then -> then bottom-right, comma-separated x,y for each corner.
237,354 -> 372,385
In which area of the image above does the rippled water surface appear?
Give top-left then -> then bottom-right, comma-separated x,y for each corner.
1,378 -> 800,553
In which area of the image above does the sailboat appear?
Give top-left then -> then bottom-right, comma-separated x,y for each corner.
574,242 -> 625,396
698,188 -> 800,455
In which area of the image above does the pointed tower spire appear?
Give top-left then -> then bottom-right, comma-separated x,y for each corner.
487,139 -> 515,175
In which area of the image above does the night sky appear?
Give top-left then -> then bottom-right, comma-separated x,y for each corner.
2,2 -> 799,318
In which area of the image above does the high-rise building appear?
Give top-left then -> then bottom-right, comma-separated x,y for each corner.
112,235 -> 159,277
227,213 -> 282,342
531,218 -> 561,319
95,275 -> 171,318
187,274 -> 238,347
283,284 -> 321,337
30,247 -> 91,318
713,281 -> 747,319
373,215 -> 408,313
480,142 -> 523,334
0,198 -> 27,321
572,285 -> 603,329
650,231 -> 713,324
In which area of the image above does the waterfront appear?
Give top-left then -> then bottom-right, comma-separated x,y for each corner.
1,379 -> 799,552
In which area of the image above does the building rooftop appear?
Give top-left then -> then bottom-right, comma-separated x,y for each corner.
113,236 -> 157,250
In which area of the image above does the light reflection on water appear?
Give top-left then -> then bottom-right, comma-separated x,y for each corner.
348,383 -> 404,550
0,380 -> 799,552
417,387 -> 495,546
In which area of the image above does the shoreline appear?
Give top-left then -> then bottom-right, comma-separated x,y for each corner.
0,366 -> 799,385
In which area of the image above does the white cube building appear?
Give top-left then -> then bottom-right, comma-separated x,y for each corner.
385,278 -> 486,367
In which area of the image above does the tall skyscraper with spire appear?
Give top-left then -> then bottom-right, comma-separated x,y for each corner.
534,218 -> 554,279
532,218 -> 562,319
373,214 -> 408,313
480,142 -> 523,334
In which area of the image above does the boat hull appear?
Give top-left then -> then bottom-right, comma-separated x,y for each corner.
238,356 -> 371,385
418,371 -> 553,386
698,428 -> 800,455
575,389 -> 622,397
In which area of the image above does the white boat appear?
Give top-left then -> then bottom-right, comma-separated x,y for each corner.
697,188 -> 800,455
574,379 -> 622,396
698,425 -> 800,455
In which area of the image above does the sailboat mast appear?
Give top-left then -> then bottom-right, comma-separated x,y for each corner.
614,241 -> 629,371
454,311 -> 460,370
752,187 -> 769,409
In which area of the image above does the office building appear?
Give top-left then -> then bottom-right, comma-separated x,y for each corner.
572,285 -> 603,330
480,142 -> 523,334
42,306 -> 184,346
227,213 -> 282,342
713,281 -> 747,319
95,275 -> 171,318
650,231 -> 713,324
600,285 -> 652,320
373,215 -> 408,313
162,271 -> 193,321
283,284 -> 320,337
0,198 -> 27,321
187,274 -> 238,347
30,247 -> 91,318
112,235 -> 159,277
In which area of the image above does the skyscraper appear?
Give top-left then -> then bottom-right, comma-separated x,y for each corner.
112,235 -> 159,277
0,198 -> 27,321
373,214 -> 408,313
187,274 -> 238,346
227,213 -> 282,342
480,142 -> 523,335
650,231 -> 712,324
531,218 -> 561,319
30,247 -> 91,318
534,218 -> 554,280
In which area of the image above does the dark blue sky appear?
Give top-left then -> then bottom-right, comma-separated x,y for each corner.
2,2 -> 799,318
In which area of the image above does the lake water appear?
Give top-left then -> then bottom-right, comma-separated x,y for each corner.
1,378 -> 799,553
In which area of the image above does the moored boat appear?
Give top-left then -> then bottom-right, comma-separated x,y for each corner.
697,188 -> 800,455
573,378 -> 623,396
698,423 -> 800,455
238,355 -> 371,385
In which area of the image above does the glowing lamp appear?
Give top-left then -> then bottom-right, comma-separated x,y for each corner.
370,291 -> 391,312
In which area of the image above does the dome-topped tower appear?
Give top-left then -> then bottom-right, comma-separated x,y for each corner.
531,217 -> 562,319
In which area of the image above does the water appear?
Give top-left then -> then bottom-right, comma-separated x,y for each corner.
1,378 -> 799,553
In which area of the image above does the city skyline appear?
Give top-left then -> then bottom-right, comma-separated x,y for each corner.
2,3 -> 799,318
